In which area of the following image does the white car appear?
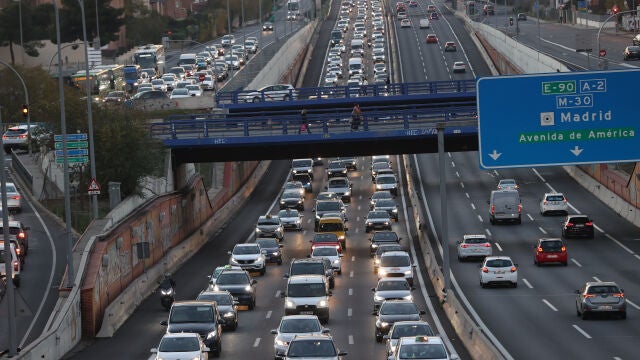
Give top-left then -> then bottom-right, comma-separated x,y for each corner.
224,55 -> 240,69
479,256 -> 518,288
310,246 -> 343,274
228,243 -> 267,275
385,321 -> 435,357
270,315 -> 329,359
375,173 -> 398,195
400,18 -> 411,27
169,88 -> 191,99
186,84 -> 203,97
377,251 -> 414,286
150,332 -> 209,360
278,209 -> 304,230
324,73 -> 338,86
4,182 -> 22,213
161,74 -> 177,90
539,192 -> 568,216
457,234 -> 492,261
452,61 -> 466,73
372,277 -> 412,310
392,335 -> 452,360
497,178 -> 518,190
374,63 -> 387,75
243,84 -> 296,103
200,75 -> 216,91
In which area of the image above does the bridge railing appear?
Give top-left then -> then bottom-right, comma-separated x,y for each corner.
214,80 -> 477,105
150,106 -> 478,140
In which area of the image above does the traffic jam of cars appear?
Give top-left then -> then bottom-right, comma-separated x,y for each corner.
0,182 -> 28,288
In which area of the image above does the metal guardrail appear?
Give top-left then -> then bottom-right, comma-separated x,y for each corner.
214,80 -> 477,105
150,106 -> 478,142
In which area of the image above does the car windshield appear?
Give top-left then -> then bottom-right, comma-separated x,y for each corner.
279,209 -> 299,218
379,302 -> 418,315
587,285 -> 620,294
287,283 -> 326,297
465,237 -> 488,244
172,89 -> 189,95
373,232 -> 399,242
376,200 -> 395,207
376,176 -> 396,185
292,159 -> 312,167
377,280 -> 410,291
233,246 -> 260,255
329,179 -> 348,187
569,216 -> 590,224
546,195 -> 565,202
372,191 -> 392,200
216,273 -> 248,285
391,324 -> 434,338
399,343 -> 447,359
328,162 -> 345,169
381,255 -> 410,267
485,259 -> 513,268
285,182 -> 303,190
313,247 -> 338,257
540,241 -> 563,251
259,218 -> 280,226
282,190 -> 300,199
369,211 -> 389,219
317,202 -> 341,211
287,339 -> 337,357
169,306 -> 214,323
197,293 -> 232,305
313,234 -> 339,243
291,263 -> 325,276
186,85 -> 200,91
280,318 -> 321,333
256,239 -> 278,249
158,336 -> 200,352
318,222 -> 343,232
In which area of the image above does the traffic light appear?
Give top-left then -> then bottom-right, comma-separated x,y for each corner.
21,104 -> 28,118
612,4 -> 620,14
509,17 -> 514,26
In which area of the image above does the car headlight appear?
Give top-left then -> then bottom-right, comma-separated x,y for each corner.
374,295 -> 385,302
392,208 -> 398,213
377,321 -> 389,328
297,200 -> 302,204
317,299 -> 329,308
280,201 -> 286,205
376,184 -> 383,189
229,257 -> 239,265
383,222 -> 389,226
344,191 -> 351,196
213,285 -> 220,291
403,294 -> 413,301
285,300 -> 296,308
295,219 -> 301,224
372,243 -> 379,248
245,285 -> 253,292
379,269 -> 387,276
206,330 -> 217,339
223,311 -> 235,318
375,258 -> 381,264
256,228 -> 263,233
338,235 -> 345,240
275,338 -> 288,346
333,259 -> 340,264
404,270 -> 412,275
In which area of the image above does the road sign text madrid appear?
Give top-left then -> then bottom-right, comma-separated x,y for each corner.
477,70 -> 639,169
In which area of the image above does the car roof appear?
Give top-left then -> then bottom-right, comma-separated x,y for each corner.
538,237 -> 562,243
234,243 -> 258,248
281,314 -> 321,321
484,255 -> 512,261
288,274 -> 326,283
378,277 -> 409,283
198,290 -> 232,297
161,332 -> 201,339
398,335 -> 445,346
585,281 -> 619,287
381,250 -> 409,257
171,300 -> 216,307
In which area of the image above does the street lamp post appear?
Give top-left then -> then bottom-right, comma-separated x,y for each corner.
13,0 -> 24,65
79,0 -> 100,220
597,10 -> 634,67
227,0 -> 232,36
95,0 -> 101,49
0,60 -> 31,155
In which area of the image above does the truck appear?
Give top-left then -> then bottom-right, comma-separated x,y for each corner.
123,65 -> 141,93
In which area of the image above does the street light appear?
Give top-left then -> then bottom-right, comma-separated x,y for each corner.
12,0 -> 24,65
597,10 -> 635,67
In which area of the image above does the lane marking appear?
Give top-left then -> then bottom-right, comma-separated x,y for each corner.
348,335 -> 354,344
348,288 -> 353,296
465,192 -> 470,199
571,258 -> 582,267
253,338 -> 261,347
460,182 -> 465,189
538,226 -> 547,235
495,242 -> 503,252
542,299 -> 558,311
266,310 -> 272,319
593,276 -> 602,282
350,271 -> 354,278
485,228 -> 492,237
357,205 -> 361,211
572,324 -> 592,339
527,213 -> 534,221
470,203 -> 476,210
522,278 -> 533,289
456,171 -> 460,178
351,256 -> 355,262
275,290 -> 281,298
625,299 -> 640,310
605,233 -> 635,255
348,308 -> 353,317
477,215 -> 483,222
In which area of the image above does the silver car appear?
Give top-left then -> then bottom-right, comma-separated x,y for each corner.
284,334 -> 346,359
278,209 -> 303,231
372,277 -> 412,310
270,315 -> 329,360
326,177 -> 351,203
575,281 -> 626,319
242,84 -> 296,103
4,182 -> 22,213
456,234 -> 492,261
539,192 -> 568,216
255,215 -> 284,241
384,321 -> 435,357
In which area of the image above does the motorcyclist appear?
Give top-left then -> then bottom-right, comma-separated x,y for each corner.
159,273 -> 176,290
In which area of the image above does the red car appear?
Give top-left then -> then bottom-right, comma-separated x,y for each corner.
534,238 -> 568,266
408,0 -> 418,7
310,233 -> 343,254
426,34 -> 438,43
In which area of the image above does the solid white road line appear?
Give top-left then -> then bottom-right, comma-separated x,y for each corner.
572,324 -> 592,339
527,214 -> 534,221
625,299 -> 640,310
347,308 -> 352,317
348,288 -> 353,296
538,226 -> 547,234
275,290 -> 281,298
477,215 -> 483,222
593,276 -> 602,282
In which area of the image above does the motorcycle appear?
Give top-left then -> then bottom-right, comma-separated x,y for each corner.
159,286 -> 175,310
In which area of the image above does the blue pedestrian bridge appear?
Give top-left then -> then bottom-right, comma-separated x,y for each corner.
150,80 -> 479,164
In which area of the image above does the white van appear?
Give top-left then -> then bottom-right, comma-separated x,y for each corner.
282,274 -> 331,323
419,18 -> 430,28
348,57 -> 363,77
350,39 -> 364,57
177,53 -> 197,67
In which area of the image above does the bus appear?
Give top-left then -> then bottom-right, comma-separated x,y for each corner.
133,44 -> 165,75
70,65 -> 125,97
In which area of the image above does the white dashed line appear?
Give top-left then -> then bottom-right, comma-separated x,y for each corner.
572,324 -> 592,339
348,288 -> 353,296
357,205 -> 361,211
456,171 -> 460,178
522,278 -> 533,289
350,271 -> 354,278
351,256 -> 355,262
348,335 -> 354,344
253,338 -> 261,347
538,226 -> 547,235
347,308 -> 352,317
485,229 -> 492,237
465,192 -> 470,199
356,216 -> 361,222
354,228 -> 359,234
635,255 -> 640,261
358,195 -> 362,200
477,215 -> 483,222
266,310 -> 272,318
613,357 -> 623,360
460,182 -> 465,189
275,290 -> 281,298
605,233 -> 635,255
448,152 -> 452,158
527,214 -> 534,221
593,276 -> 602,282
542,299 -> 558,311
470,203 -> 476,210
571,258 -> 583,267
626,299 -> 640,310
495,242 -> 503,252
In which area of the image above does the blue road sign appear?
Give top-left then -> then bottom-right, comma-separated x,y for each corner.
477,70 -> 640,169
55,149 -> 89,157
54,133 -> 88,142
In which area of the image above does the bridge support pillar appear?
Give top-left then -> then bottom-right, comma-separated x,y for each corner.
171,154 -> 197,190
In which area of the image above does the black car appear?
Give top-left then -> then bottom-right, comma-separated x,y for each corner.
286,258 -> 334,289
326,160 -> 348,178
160,301 -> 225,357
373,300 -> 425,342
292,173 -> 313,193
624,46 -> 640,60
280,189 -> 304,210
256,237 -> 284,265
562,215 -> 594,238
196,290 -> 239,330
369,231 -> 401,256
336,157 -> 358,171
314,200 -> 346,229
212,269 -> 257,309
374,199 -> 399,221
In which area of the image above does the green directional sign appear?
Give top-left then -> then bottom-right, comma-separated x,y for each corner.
55,156 -> 88,164
54,141 -> 88,150
542,80 -> 576,95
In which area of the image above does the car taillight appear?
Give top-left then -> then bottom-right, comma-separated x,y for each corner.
10,195 -> 20,200
510,266 -> 517,272
491,205 -> 495,214
17,231 -> 25,239
13,260 -> 19,271
18,134 -> 27,139
518,204 -> 522,213
585,221 -> 593,226
483,243 -> 491,247
461,244 -> 469,248
613,293 -> 625,298
566,222 -> 574,227
15,247 -> 21,256
482,267 -> 488,273
584,294 -> 595,299
537,247 -> 543,252
561,246 -> 566,252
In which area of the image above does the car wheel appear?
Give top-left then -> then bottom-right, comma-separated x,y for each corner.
337,269 -> 342,275
620,312 -> 627,319
513,281 -> 518,288
365,227 -> 370,233
562,261 -> 568,266
252,96 -> 261,103
277,259 -> 283,265
480,281 -> 486,288
13,277 -> 20,287
541,210 -> 546,216
534,258 -> 539,266
283,95 -> 291,101
375,331 -> 382,343
489,217 -> 495,225
230,320 -> 238,331
516,218 -> 522,225
576,307 -> 581,317
213,340 -> 222,357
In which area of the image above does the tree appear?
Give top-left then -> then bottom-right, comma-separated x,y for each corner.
54,0 -> 124,45
0,2 -> 50,65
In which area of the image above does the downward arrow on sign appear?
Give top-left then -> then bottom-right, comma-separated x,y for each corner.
570,146 -> 583,156
489,150 -> 502,160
